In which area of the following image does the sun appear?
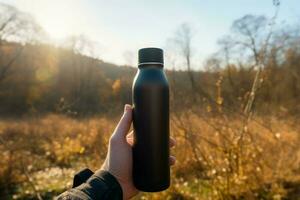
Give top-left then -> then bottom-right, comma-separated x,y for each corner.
41,18 -> 73,39
29,0 -> 82,39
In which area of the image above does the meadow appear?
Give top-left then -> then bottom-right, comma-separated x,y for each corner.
0,112 -> 299,199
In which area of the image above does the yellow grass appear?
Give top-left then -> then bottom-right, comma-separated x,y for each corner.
0,114 -> 299,199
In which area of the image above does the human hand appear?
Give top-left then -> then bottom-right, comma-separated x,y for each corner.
101,104 -> 176,200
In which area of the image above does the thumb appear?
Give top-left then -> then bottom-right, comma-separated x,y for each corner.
112,104 -> 132,139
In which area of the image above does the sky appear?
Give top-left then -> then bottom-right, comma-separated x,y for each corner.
0,0 -> 300,68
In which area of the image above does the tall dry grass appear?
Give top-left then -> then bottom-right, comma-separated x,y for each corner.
0,113 -> 299,199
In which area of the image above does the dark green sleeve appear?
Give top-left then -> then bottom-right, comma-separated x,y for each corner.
57,169 -> 123,200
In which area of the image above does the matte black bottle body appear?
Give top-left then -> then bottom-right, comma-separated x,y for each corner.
132,65 -> 170,192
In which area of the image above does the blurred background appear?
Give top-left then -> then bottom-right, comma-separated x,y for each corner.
0,0 -> 300,199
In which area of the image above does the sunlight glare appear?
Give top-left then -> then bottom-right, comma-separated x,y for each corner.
30,0 -> 84,39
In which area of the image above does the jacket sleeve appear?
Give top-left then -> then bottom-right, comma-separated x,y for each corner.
57,168 -> 123,200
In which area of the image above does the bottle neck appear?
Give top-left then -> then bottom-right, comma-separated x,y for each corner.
138,62 -> 164,69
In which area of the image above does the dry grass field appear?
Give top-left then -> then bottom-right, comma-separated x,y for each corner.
0,113 -> 299,199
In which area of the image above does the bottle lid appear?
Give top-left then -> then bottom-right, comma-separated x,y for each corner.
138,47 -> 164,66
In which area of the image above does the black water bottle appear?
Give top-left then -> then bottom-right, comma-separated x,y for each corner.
132,47 -> 170,192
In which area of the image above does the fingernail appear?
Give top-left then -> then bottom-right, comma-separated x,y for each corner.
124,104 -> 131,112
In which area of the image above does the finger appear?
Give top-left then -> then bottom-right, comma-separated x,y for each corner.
113,104 -> 132,139
126,131 -> 134,139
169,156 -> 176,166
169,137 -> 176,148
126,137 -> 134,146
126,131 -> 134,146
127,133 -> 174,147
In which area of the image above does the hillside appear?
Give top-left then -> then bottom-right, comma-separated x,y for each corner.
1,39 -> 300,118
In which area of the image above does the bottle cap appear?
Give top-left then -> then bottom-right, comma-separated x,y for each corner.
138,47 -> 164,66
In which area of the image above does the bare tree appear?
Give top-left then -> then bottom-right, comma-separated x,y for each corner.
216,0 -> 280,114
0,3 -> 44,43
231,15 -> 268,65
173,24 -> 195,88
0,3 -> 44,83
171,23 -> 213,102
